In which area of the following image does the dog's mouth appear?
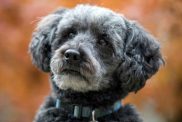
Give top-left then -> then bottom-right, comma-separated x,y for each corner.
61,69 -> 89,81
62,69 -> 80,75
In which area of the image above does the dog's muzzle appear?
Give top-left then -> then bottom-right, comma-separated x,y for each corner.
61,48 -> 83,74
64,49 -> 81,64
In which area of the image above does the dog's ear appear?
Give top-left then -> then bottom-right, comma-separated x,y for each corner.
29,8 -> 67,72
117,20 -> 164,92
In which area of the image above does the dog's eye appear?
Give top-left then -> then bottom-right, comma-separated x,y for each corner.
97,39 -> 108,46
68,31 -> 76,38
97,34 -> 109,46
63,29 -> 77,39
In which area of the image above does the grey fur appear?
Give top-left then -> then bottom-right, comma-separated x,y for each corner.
29,4 -> 164,122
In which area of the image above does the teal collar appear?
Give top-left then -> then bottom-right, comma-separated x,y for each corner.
55,99 -> 122,120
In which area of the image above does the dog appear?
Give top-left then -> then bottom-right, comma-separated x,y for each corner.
29,4 -> 164,122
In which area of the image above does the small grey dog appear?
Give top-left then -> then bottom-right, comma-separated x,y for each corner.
29,4 -> 164,122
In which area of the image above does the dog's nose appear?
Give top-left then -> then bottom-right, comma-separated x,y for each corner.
64,49 -> 81,63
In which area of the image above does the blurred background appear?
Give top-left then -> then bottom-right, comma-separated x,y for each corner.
0,0 -> 182,122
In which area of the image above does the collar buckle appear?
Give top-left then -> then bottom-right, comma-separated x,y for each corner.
90,110 -> 98,122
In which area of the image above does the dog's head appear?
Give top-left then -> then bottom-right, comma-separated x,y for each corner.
29,5 -> 164,93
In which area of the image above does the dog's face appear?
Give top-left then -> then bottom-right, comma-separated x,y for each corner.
30,5 -> 163,93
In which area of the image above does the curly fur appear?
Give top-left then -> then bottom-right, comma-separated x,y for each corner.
29,4 -> 164,122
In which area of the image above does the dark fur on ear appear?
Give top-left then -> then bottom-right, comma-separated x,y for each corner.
29,8 -> 67,72
117,20 -> 164,92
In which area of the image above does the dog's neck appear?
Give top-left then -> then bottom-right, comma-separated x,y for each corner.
51,79 -> 128,108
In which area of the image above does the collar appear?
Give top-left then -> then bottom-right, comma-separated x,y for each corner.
55,99 -> 122,120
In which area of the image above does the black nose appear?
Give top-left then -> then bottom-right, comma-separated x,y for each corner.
64,49 -> 81,63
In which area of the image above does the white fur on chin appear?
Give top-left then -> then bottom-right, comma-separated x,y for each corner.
53,73 -> 100,92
